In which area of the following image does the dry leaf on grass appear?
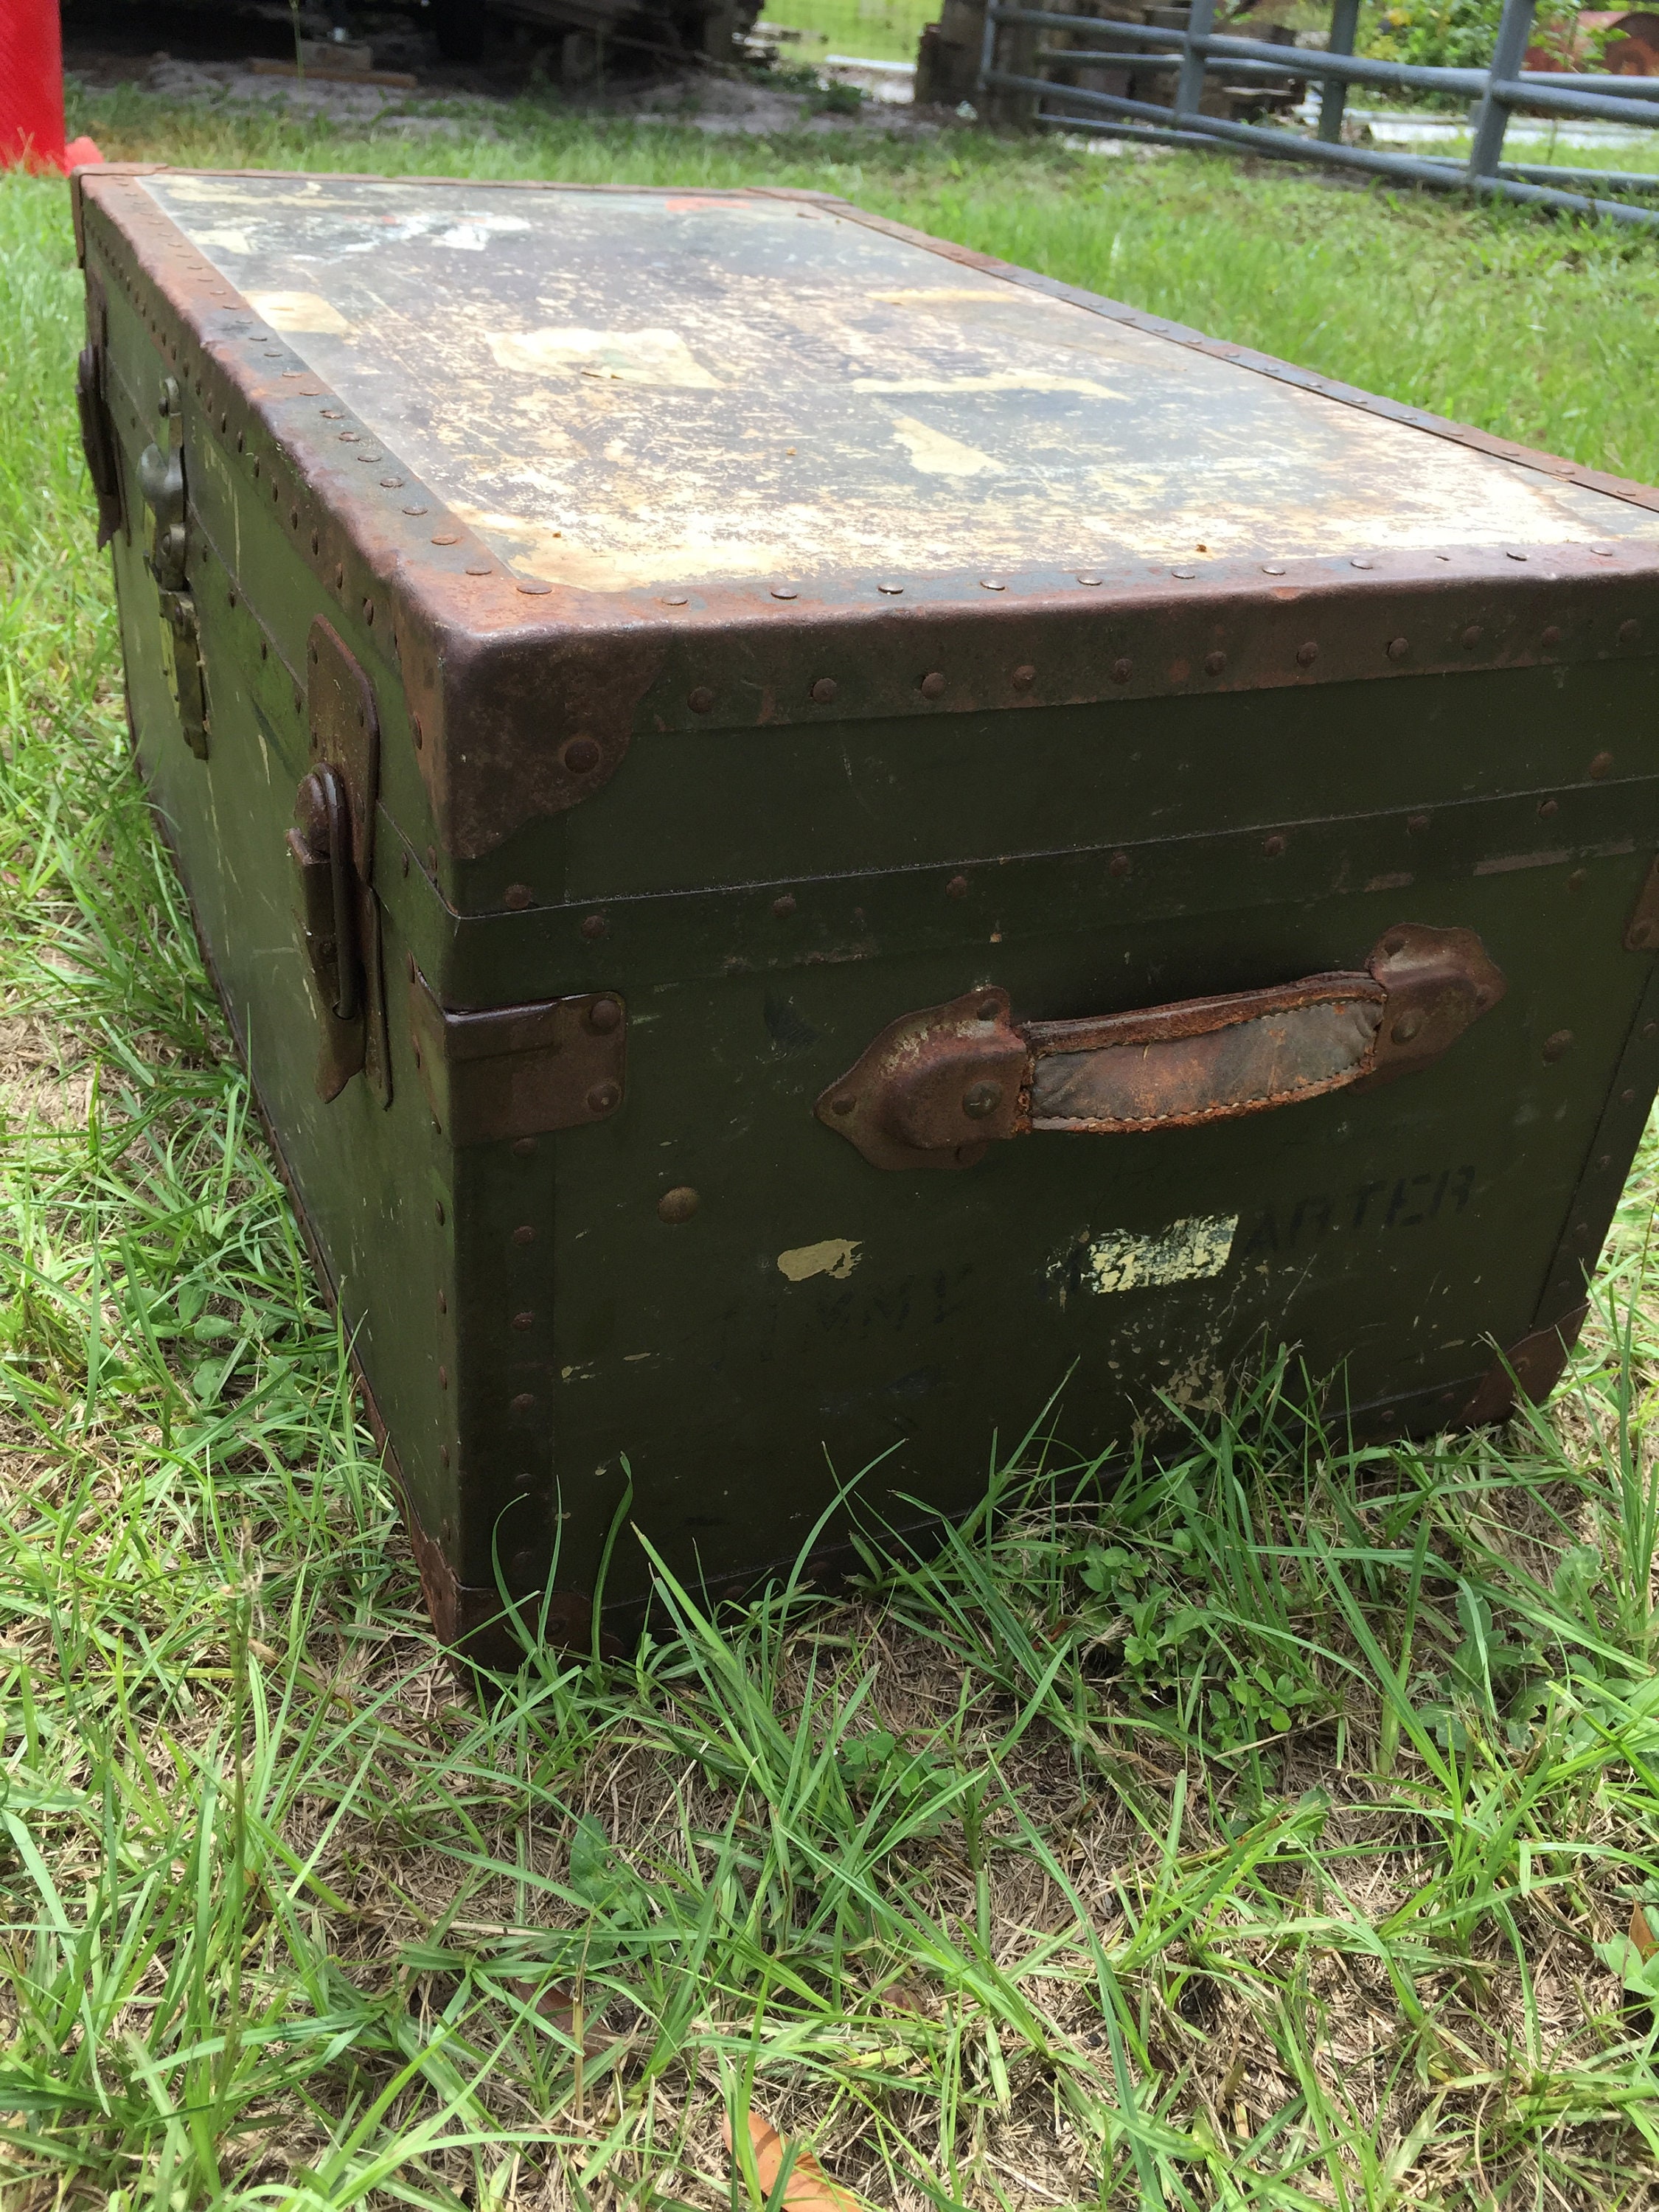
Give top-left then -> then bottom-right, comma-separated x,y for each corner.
1630,1902 -> 1656,1962
723,2109 -> 870,2211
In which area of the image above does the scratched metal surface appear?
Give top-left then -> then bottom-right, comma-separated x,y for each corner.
139,173 -> 1659,596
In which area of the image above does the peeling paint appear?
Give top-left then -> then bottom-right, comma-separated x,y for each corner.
1068,1214 -> 1239,1295
888,414 -> 1004,479
777,1237 -> 861,1283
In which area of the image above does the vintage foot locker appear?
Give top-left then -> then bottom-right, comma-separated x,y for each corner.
73,164 -> 1659,1652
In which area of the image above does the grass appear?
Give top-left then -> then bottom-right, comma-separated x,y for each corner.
4,94 -> 1659,2212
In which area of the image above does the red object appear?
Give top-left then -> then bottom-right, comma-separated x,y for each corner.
0,0 -> 102,170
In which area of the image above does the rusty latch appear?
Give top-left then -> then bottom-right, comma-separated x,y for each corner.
75,274 -> 123,551
289,619 -> 391,1107
138,376 -> 209,761
408,966 -> 627,1147
817,923 -> 1506,1172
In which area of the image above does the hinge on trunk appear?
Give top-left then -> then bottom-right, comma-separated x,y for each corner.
138,377 -> 209,760
408,965 -> 626,1147
288,619 -> 392,1107
76,273 -> 124,551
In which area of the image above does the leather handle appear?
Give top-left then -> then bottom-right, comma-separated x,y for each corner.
816,924 -> 1505,1172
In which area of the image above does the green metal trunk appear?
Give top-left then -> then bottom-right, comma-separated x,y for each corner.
74,164 -> 1659,1655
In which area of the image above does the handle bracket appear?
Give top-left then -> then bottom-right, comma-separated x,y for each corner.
816,925 -> 1505,1172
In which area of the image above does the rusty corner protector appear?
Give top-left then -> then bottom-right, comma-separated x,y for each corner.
1461,1303 -> 1589,1427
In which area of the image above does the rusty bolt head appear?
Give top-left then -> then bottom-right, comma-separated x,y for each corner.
512,1225 -> 535,1245
1262,833 -> 1287,858
771,585 -> 799,601
1012,664 -> 1036,691
504,883 -> 532,910
962,1082 -> 1003,1121
946,874 -> 969,900
689,686 -> 716,714
1386,637 -> 1409,661
1541,625 -> 1562,647
831,1095 -> 856,1117
588,997 -> 622,1034
1077,572 -> 1102,588
1108,851 -> 1131,878
1543,1029 -> 1574,1063
1110,658 -> 1133,685
580,914 -> 607,940
920,671 -> 947,700
512,1310 -> 534,1331
1461,625 -> 1485,650
1619,619 -> 1641,646
657,1186 -> 700,1225
513,1136 -> 536,1158
1295,641 -> 1318,668
563,737 -> 601,775
1391,1011 -> 1424,1046
877,581 -> 904,596
587,1079 -> 622,1116
1590,751 -> 1615,779
1204,650 -> 1226,676
511,1392 -> 535,1414
772,893 -> 798,918
980,577 -> 1006,592
810,678 -> 838,704
1537,798 -> 1559,820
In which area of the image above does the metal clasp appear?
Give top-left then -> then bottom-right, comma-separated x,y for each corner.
138,376 -> 209,761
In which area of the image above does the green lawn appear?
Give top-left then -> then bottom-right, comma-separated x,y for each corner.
3,96 -> 1658,2212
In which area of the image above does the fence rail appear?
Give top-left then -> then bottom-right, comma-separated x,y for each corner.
978,0 -> 1659,227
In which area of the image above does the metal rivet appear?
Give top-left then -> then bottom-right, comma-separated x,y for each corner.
434,1200 -> 446,1225
438,1365 -> 449,1388
1295,641 -> 1318,667
1351,557 -> 1374,570
877,581 -> 904,595
1543,1029 -> 1574,1062
517,578 -> 552,596
1204,650 -> 1226,675
1590,751 -> 1615,779
1108,852 -> 1131,878
511,1392 -> 535,1414
962,1082 -> 1002,1121
1263,833 -> 1287,858
587,1080 -> 622,1116
1012,664 -> 1036,691
1619,619 -> 1641,646
465,562 -> 491,577
1506,549 -> 1528,563
321,408 -> 342,420
563,737 -> 601,774
504,883 -> 532,911
772,893 -> 797,918
771,585 -> 798,601
512,1310 -> 534,1331
661,594 -> 689,606
831,1096 -> 855,1116
432,533 -> 459,546
512,1225 -> 535,1245
658,1186 -> 700,1225
1538,799 -> 1559,819
513,1137 -> 537,1158
1077,573 -> 1102,587
1541,625 -> 1562,647
920,671 -> 947,699
1386,637 -> 1409,661
1391,1011 -> 1423,1044
580,914 -> 607,940
979,577 -> 1006,592
588,998 -> 622,1034
403,504 -> 427,517
1621,1087 -> 1637,1105
1261,563 -> 1286,576
1567,869 -> 1587,894
1170,566 -> 1196,580
1645,1022 -> 1659,1042
338,431 -> 358,443
437,1288 -> 448,1312
810,678 -> 838,704
1600,1154 -> 1614,1171
689,686 -> 716,714
1461,625 -> 1482,650
977,998 -> 1000,1020
946,874 -> 969,899
1110,658 -> 1133,685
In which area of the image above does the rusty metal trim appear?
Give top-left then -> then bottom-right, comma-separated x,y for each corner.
1461,1305 -> 1588,1427
408,965 -> 626,1147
